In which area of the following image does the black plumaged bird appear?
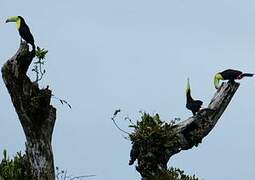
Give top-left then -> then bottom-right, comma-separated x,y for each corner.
6,16 -> 35,53
186,78 -> 203,116
214,69 -> 254,89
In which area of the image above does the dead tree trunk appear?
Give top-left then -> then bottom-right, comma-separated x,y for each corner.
2,43 -> 56,180
129,81 -> 239,178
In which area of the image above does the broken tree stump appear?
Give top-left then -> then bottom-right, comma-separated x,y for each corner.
2,43 -> 56,180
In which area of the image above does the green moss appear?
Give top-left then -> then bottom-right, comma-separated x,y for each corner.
129,113 -> 200,179
129,113 -> 181,165
130,113 -> 178,145
144,168 -> 199,180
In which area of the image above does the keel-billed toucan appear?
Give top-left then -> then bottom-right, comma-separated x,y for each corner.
6,16 -> 35,53
214,69 -> 254,89
186,78 -> 203,115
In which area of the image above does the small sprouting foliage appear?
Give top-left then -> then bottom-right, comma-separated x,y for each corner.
32,46 -> 48,82
35,46 -> 48,60
33,47 -> 72,109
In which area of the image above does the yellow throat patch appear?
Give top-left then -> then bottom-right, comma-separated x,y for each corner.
16,18 -> 21,29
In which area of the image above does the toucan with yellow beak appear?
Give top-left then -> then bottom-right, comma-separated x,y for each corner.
6,16 -> 35,54
214,69 -> 254,89
186,78 -> 203,115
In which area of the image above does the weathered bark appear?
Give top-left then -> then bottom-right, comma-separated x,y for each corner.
130,81 -> 239,178
2,43 -> 56,180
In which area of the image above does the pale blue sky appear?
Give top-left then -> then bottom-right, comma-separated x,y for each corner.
1,1 -> 255,179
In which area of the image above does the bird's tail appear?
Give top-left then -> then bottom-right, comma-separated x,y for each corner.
241,73 -> 254,78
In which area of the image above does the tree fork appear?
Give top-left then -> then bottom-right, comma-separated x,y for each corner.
2,43 -> 56,180
130,81 -> 239,179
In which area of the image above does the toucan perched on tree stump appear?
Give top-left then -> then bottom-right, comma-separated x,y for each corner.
6,16 -> 35,55
214,69 -> 254,89
186,78 -> 203,115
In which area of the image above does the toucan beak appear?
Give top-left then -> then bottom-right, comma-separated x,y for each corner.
214,82 -> 219,89
214,73 -> 223,89
5,17 -> 17,23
